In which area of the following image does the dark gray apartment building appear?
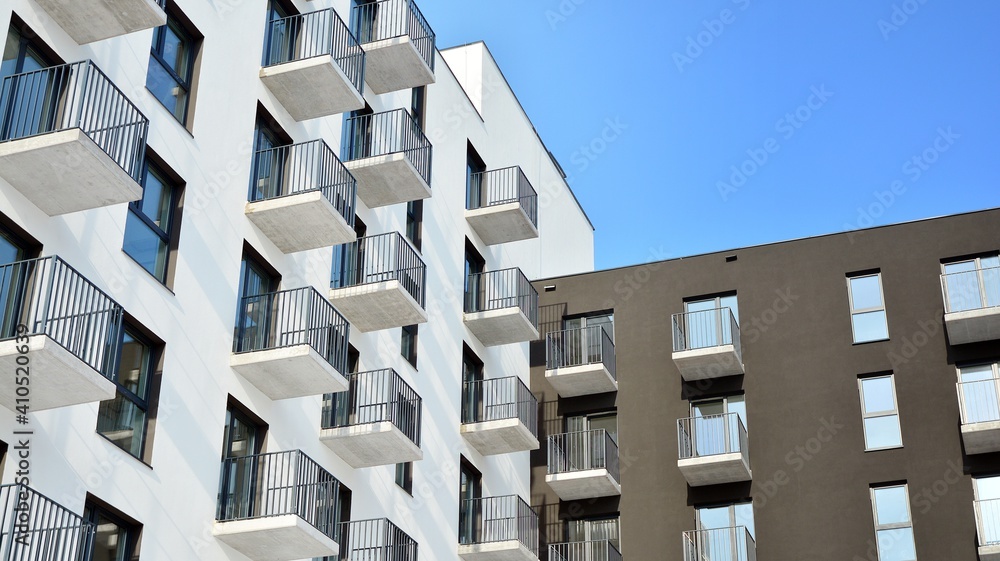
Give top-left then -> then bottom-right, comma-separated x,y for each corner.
530,207 -> 1000,561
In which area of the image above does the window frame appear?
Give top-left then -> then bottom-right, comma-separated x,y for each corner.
405,200 -> 423,251
847,272 -> 889,343
869,484 -> 917,561
96,324 -> 158,460
401,324 -> 418,368
147,5 -> 199,124
83,498 -> 142,561
395,461 -> 413,495
123,156 -> 182,284
858,374 -> 903,451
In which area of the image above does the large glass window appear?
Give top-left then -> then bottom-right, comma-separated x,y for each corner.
943,254 -> 1000,313
684,294 -> 739,349
870,484 -> 917,561
848,273 -> 889,343
458,459 -> 482,544
691,395 -> 747,457
859,375 -> 903,450
976,476 -> 1000,546
84,501 -> 140,561
123,160 -> 180,283
96,327 -> 155,459
568,516 -> 620,550
147,8 -> 198,123
958,362 -> 1000,424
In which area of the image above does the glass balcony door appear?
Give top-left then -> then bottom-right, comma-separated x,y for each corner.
568,517 -> 620,559
220,408 -> 263,520
1,27 -> 59,141
977,476 -> 1000,545
565,413 -> 617,471
959,363 -> 1000,424
944,256 -> 1000,312
563,314 -> 614,365
694,503 -> 755,561
691,395 -> 746,457
684,295 -> 738,350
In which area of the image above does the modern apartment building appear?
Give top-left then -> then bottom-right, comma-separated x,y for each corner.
530,207 -> 1000,561
0,0 -> 594,560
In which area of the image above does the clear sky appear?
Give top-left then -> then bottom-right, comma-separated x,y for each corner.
420,0 -> 1000,270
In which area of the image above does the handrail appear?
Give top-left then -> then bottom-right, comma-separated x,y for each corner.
941,266 -> 1000,313
682,526 -> 756,561
547,429 -> 620,483
546,325 -> 616,379
262,8 -> 365,94
465,268 -> 538,328
341,108 -> 432,187
0,484 -> 96,560
672,307 -> 741,355
322,368 -> 422,446
352,0 -> 435,71
459,495 -> 538,555
461,376 -> 537,438
678,412 -> 749,460
331,232 -> 426,307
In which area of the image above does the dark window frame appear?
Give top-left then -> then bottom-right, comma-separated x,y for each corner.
147,3 -> 201,125
96,321 -> 161,461
395,462 -> 413,495
83,496 -> 142,561
401,324 -> 418,368
123,154 -> 184,286
405,200 -> 423,251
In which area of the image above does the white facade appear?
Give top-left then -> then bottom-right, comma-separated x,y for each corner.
0,0 -> 593,560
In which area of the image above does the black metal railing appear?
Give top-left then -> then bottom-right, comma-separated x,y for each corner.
547,429 -> 620,483
459,495 -> 538,555
683,526 -> 756,561
352,0 -> 435,71
467,166 -> 538,227
336,518 -> 417,560
545,326 -> 616,378
322,368 -> 422,446
678,413 -> 749,461
461,376 -> 537,435
465,268 -> 539,326
331,232 -> 426,307
249,139 -> 357,228
342,108 -> 432,187
0,484 -> 96,561
262,8 -> 365,95
217,450 -> 341,541
0,256 -> 123,381
233,286 -> 350,376
0,60 -> 148,182
549,540 -> 622,561
672,307 -> 741,354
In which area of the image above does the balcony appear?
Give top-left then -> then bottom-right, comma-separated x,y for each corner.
977,499 -> 1000,561
466,167 -> 539,246
352,0 -> 435,94
0,61 -> 147,215
231,287 -> 350,400
246,140 -> 357,253
320,368 -> 422,468
342,109 -> 432,208
458,496 -> 539,561
214,450 -> 341,561
549,540 -> 622,561
671,308 -> 744,380
546,430 -> 621,501
338,518 -> 418,560
682,527 -> 756,561
260,9 -> 365,121
34,0 -> 166,44
957,378 -> 1000,454
545,326 -> 617,397
0,256 -> 120,412
464,268 -> 539,347
329,232 -> 427,332
677,413 -> 752,487
461,377 -> 539,456
0,484 -> 96,559
941,266 -> 1000,345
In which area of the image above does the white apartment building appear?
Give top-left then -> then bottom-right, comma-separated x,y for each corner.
0,0 -> 593,559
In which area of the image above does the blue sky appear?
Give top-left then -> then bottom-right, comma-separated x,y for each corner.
421,0 -> 1000,270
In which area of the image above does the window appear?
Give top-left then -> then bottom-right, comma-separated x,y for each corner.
683,294 -> 739,349
411,86 -> 426,129
249,109 -> 292,201
0,215 -> 39,265
466,143 -> 487,210
848,273 -> 889,343
395,462 -> 413,494
458,458 -> 482,544
567,412 -> 618,443
568,516 -> 620,551
859,375 -> 902,450
870,484 -> 917,561
464,239 -> 485,311
958,362 -> 1000,424
975,476 -> 1000,545
401,325 -> 418,368
696,502 -> 755,539
96,326 -> 157,460
942,254 -> 1000,312
405,200 -> 423,251
461,346 -> 484,424
2,20 -> 58,80
235,249 -> 280,347
84,499 -> 141,561
690,395 -> 747,456
147,5 -> 199,124
123,157 -> 182,284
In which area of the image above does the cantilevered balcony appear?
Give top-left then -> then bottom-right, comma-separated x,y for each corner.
0,484 -> 96,559
342,109 -> 432,208
549,540 -> 622,561
320,368 -> 422,468
329,232 -> 427,332
0,61 -> 146,215
34,0 -> 166,44
338,518 -> 418,560
682,527 -> 756,561
246,140 -> 357,253
464,268 -> 539,346
677,413 -> 751,487
545,326 -> 617,397
352,0 -> 435,94
260,9 -> 365,121
0,256 -> 120,412
231,287 -> 350,399
958,378 -> 1000,454
461,376 -> 539,456
466,167 -> 538,245
215,450 -> 341,561
671,308 -> 744,380
976,499 -> 1000,561
546,430 -> 621,501
941,266 -> 1000,345
458,496 -> 539,561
